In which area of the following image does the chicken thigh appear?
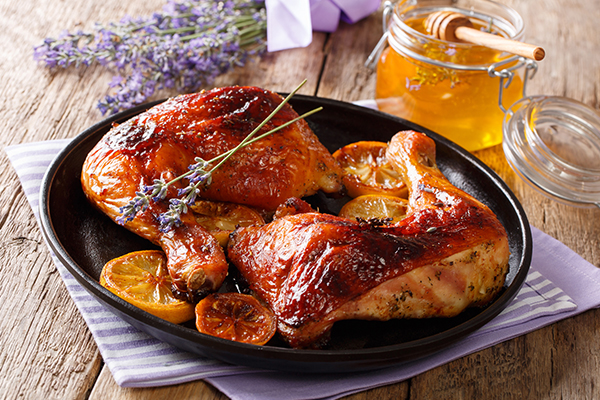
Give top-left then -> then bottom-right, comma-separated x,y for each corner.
227,130 -> 510,348
81,86 -> 343,302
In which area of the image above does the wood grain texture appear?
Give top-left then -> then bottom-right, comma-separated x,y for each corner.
0,182 -> 102,400
1,0 -> 599,399
89,368 -> 229,400
214,35 -> 328,95
317,13 -> 380,101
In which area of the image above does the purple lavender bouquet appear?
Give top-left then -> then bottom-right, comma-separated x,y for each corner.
34,0 -> 267,115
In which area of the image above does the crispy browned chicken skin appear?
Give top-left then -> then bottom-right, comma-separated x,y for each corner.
227,130 -> 510,348
81,86 -> 343,302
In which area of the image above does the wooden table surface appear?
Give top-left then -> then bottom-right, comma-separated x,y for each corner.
2,0 -> 599,398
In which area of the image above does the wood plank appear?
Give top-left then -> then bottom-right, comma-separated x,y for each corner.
341,381 -> 409,400
0,184 -> 103,399
214,34 -> 327,95
89,367 -> 229,400
0,0 -> 166,147
316,12 -> 381,101
407,330 -> 555,399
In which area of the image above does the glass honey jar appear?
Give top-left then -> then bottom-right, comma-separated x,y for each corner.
372,0 -> 538,151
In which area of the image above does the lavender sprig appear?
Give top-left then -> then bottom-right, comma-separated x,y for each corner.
34,0 -> 267,115
158,199 -> 187,231
116,191 -> 151,225
118,80 -> 322,232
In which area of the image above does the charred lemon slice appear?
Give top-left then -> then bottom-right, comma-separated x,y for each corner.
190,200 -> 265,247
195,293 -> 277,345
99,250 -> 195,324
333,141 -> 407,198
339,194 -> 409,223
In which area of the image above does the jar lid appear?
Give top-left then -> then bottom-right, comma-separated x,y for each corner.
503,95 -> 600,208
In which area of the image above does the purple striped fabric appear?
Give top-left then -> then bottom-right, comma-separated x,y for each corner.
5,138 -> 600,400
5,140 -> 252,388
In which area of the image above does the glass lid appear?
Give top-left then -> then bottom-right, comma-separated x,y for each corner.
503,95 -> 600,208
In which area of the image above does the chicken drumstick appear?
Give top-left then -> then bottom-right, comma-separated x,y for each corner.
81,86 -> 343,302
227,130 -> 510,348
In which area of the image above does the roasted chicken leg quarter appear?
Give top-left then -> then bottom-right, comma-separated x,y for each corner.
81,86 -> 343,302
227,130 -> 510,348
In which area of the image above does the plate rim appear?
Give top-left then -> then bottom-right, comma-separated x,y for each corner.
38,94 -> 533,372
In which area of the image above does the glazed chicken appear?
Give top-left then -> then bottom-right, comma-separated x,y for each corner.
227,130 -> 510,348
81,86 -> 343,301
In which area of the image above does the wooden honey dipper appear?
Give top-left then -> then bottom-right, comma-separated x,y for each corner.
425,11 -> 545,61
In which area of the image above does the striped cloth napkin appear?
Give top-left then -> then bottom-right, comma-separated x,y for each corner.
6,139 -> 600,400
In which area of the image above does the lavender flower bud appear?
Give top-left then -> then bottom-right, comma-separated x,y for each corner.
116,191 -> 150,225
158,198 -> 187,232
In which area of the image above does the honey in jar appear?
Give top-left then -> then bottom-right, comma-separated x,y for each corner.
375,0 -> 534,152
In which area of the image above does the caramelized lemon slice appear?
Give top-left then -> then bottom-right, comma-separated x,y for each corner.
339,194 -> 409,223
333,141 -> 407,198
195,293 -> 277,346
190,200 -> 265,247
100,250 -> 195,324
